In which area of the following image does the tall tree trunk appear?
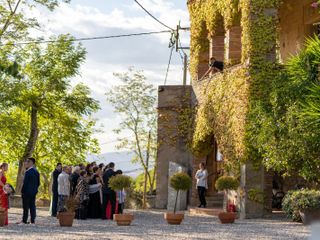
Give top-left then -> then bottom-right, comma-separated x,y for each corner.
150,164 -> 157,194
16,102 -> 39,194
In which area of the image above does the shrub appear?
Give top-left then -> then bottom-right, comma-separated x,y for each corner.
109,175 -> 132,191
215,176 -> 239,191
170,172 -> 192,213
65,196 -> 79,213
248,188 -> 267,204
170,172 -> 192,191
282,189 -> 320,222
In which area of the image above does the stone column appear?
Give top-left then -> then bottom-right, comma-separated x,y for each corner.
225,26 -> 242,65
155,86 -> 193,209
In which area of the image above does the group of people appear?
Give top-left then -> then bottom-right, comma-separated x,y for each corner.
0,158 -> 125,226
51,161 -> 125,220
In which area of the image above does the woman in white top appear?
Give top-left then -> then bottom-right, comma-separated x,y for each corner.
195,162 -> 208,208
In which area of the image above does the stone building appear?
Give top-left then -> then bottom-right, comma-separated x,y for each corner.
156,0 -> 320,218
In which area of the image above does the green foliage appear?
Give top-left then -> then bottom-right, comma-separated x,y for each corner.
106,68 -> 157,195
0,35 -> 100,195
170,172 -> 192,192
282,189 -> 320,222
215,176 -> 239,191
109,175 -> 132,191
247,188 -> 266,204
191,67 -> 249,173
248,36 -> 320,180
134,169 -> 156,193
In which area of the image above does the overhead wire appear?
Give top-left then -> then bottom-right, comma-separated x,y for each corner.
0,30 -> 172,46
133,0 -> 174,31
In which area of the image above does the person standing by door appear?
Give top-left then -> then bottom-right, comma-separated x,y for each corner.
195,162 -> 208,208
20,158 -> 40,224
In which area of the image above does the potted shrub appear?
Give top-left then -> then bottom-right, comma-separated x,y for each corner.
0,207 -> 6,227
57,196 -> 78,227
283,189 -> 320,225
109,174 -> 133,226
215,176 -> 239,224
164,172 -> 192,225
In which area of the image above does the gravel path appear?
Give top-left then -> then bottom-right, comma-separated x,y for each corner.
0,208 -> 310,240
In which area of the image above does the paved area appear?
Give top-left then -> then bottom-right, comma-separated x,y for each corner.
0,208 -> 311,240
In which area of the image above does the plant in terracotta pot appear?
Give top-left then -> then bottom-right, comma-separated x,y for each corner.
164,172 -> 192,225
109,174 -> 133,226
0,207 -> 6,227
58,196 -> 78,227
283,189 -> 320,225
215,176 -> 239,224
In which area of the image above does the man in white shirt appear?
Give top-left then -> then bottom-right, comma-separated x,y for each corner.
57,166 -> 70,212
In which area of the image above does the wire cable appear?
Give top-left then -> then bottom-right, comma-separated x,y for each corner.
133,0 -> 174,31
1,30 -> 172,46
163,45 -> 174,85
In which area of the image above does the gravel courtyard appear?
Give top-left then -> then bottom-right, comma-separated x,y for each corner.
0,208 -> 310,240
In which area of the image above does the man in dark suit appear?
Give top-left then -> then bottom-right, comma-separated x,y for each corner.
20,157 -> 40,224
51,162 -> 62,217
101,162 -> 116,219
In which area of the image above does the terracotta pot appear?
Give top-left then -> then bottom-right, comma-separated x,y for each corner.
218,212 -> 236,224
58,212 -> 75,227
299,209 -> 320,225
164,212 -> 184,225
113,214 -> 134,226
0,208 -> 6,227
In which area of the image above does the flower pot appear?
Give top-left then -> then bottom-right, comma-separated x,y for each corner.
0,208 -> 6,227
299,209 -> 320,225
113,214 -> 134,226
218,212 -> 236,224
58,212 -> 75,227
164,212 -> 184,225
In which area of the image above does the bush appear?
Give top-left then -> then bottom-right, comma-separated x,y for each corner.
170,172 -> 192,191
109,175 -> 132,191
215,176 -> 239,191
282,189 -> 320,222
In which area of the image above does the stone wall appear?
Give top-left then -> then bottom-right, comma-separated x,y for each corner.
155,85 -> 193,209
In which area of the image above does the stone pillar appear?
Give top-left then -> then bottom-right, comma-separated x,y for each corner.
225,26 -> 242,65
167,162 -> 188,211
240,163 -> 272,219
156,86 -> 193,209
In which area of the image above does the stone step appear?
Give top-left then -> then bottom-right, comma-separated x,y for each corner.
189,207 -> 223,216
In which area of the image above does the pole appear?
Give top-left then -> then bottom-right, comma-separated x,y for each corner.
183,53 -> 187,85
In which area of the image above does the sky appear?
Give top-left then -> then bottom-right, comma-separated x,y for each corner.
32,0 -> 190,154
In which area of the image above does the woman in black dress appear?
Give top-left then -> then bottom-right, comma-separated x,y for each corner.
87,166 -> 102,218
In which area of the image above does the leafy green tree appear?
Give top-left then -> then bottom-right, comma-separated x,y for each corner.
0,0 -> 71,75
0,35 -> 100,193
250,36 -> 320,181
106,68 -> 157,207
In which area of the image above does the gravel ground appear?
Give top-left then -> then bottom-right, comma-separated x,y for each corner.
0,208 -> 310,240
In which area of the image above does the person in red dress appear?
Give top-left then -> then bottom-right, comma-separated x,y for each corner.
0,163 -> 9,225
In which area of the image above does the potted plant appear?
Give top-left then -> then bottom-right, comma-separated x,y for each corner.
109,174 -> 133,226
283,189 -> 320,225
215,176 -> 239,224
0,207 -> 6,227
164,172 -> 192,225
57,196 -> 78,227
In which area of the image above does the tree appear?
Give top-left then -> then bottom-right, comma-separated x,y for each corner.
106,68 -> 157,207
0,0 -> 71,75
0,35 -> 100,193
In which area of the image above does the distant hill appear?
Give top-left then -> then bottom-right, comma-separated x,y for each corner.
87,151 -> 144,178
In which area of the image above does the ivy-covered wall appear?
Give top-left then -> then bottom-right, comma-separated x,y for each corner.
188,0 -> 281,172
